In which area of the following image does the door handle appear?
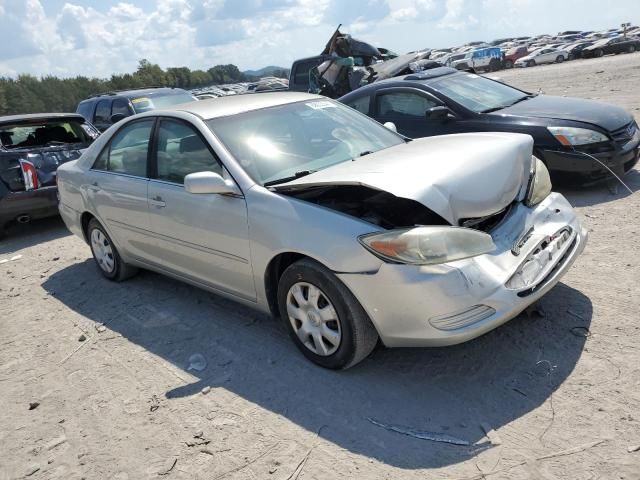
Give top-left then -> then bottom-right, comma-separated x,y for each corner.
149,196 -> 166,208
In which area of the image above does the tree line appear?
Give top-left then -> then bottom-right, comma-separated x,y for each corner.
0,59 -> 289,116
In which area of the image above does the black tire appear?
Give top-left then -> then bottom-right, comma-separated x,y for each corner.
596,49 -> 604,58
87,218 -> 137,282
277,258 -> 378,369
556,55 -> 564,63
488,58 -> 500,72
504,60 -> 513,69
528,59 -> 536,67
629,45 -> 636,53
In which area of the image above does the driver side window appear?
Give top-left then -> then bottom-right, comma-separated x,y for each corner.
155,119 -> 222,185
376,92 -> 438,121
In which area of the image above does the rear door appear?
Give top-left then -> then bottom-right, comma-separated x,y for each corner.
87,118 -> 155,262
146,118 -> 255,300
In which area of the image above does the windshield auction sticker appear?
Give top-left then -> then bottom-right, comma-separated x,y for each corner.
306,101 -> 337,109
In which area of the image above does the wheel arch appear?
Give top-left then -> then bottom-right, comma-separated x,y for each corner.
264,251 -> 326,318
80,211 -> 96,244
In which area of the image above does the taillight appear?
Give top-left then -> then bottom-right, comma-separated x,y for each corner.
19,159 -> 39,191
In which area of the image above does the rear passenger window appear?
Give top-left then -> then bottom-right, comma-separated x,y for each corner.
94,100 -> 111,124
92,120 -> 153,177
347,96 -> 370,115
155,120 -> 221,184
76,101 -> 93,121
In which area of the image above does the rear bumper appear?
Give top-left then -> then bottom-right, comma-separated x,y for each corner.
0,186 -> 59,227
337,193 -> 587,347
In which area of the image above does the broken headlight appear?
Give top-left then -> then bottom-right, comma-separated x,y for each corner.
359,227 -> 495,265
547,126 -> 608,146
526,157 -> 552,207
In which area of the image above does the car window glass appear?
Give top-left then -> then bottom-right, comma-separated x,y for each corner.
111,99 -> 131,117
105,120 -> 153,176
76,102 -> 93,121
347,95 -> 370,114
156,120 -> 222,184
376,92 -> 438,118
294,60 -> 320,84
94,100 -> 111,124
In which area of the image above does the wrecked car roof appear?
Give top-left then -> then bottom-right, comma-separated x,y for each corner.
274,132 -> 533,225
0,113 -> 86,125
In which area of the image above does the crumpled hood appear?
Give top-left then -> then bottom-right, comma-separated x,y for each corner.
275,132 -> 533,225
498,94 -> 632,131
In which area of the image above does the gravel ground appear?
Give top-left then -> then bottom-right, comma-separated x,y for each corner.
1,54 -> 639,480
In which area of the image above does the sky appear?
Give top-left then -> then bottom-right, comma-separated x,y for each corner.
0,0 -> 638,79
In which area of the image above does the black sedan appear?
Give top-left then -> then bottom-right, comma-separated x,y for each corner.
0,113 -> 99,236
339,67 -> 640,183
582,36 -> 640,58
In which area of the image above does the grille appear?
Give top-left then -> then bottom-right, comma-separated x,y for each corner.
610,120 -> 638,148
459,204 -> 512,232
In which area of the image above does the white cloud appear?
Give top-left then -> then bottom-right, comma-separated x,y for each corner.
0,0 -> 638,78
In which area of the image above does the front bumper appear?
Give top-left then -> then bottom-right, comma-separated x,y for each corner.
337,193 -> 587,347
540,137 -> 640,179
0,186 -> 59,228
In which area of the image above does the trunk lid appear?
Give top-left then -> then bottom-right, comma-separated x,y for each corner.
274,132 -> 533,225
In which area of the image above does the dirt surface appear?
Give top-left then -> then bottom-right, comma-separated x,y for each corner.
1,54 -> 640,480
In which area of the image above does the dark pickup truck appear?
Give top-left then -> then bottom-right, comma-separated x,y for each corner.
0,113 -> 100,237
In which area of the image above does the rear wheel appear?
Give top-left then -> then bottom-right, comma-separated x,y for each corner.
556,55 -> 564,63
628,45 -> 636,53
488,58 -> 500,72
87,218 -> 137,281
277,259 -> 378,369
596,49 -> 604,57
504,59 -> 513,69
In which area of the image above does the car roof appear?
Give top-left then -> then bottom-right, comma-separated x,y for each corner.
341,67 -> 460,98
81,87 -> 189,102
0,113 -> 86,125
164,92 -> 326,120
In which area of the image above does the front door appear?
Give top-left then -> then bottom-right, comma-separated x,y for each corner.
146,118 -> 255,301
373,89 -> 443,138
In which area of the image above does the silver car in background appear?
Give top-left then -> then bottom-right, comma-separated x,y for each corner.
57,93 -> 587,369
515,47 -> 569,67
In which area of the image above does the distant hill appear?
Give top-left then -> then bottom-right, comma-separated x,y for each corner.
243,66 -> 290,78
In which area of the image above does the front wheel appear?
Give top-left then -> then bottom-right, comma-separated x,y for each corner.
277,259 -> 378,369
504,60 -> 513,69
596,49 -> 604,58
629,45 -> 636,53
528,59 -> 536,67
87,218 -> 137,281
556,55 -> 564,63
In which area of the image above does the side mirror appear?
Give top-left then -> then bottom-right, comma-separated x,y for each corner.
426,106 -> 451,122
383,122 -> 397,133
184,171 -> 240,195
110,113 -> 127,123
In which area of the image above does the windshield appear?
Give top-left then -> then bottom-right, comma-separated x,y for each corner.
0,119 -> 98,149
430,73 -> 530,113
207,99 -> 405,186
131,92 -> 195,113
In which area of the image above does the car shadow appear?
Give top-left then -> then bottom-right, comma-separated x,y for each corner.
43,261 -> 592,469
0,216 -> 71,254
555,167 -> 640,207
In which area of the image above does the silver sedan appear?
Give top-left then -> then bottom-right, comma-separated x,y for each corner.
57,93 -> 587,369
